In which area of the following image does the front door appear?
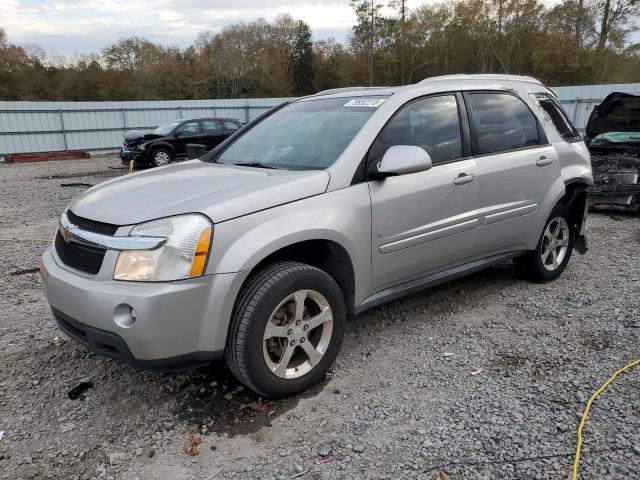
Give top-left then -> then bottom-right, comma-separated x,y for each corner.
174,120 -> 202,158
369,93 -> 482,291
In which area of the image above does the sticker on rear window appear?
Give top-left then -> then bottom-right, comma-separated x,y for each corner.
343,98 -> 386,108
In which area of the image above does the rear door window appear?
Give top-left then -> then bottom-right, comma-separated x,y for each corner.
466,93 -> 543,155
202,120 -> 221,133
373,94 -> 463,165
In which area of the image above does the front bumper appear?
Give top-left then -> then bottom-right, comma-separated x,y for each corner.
41,247 -> 248,369
120,148 -> 149,165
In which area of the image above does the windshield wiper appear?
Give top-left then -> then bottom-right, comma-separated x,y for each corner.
233,162 -> 285,170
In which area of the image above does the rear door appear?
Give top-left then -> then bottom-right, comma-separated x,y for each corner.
220,120 -> 242,137
201,120 -> 228,149
463,91 -> 561,254
369,93 -> 482,291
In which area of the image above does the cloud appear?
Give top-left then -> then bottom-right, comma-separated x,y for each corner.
3,0 -> 395,54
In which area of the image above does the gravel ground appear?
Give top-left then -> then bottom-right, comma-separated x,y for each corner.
1,156 -> 639,480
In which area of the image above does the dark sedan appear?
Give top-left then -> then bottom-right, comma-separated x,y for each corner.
120,118 -> 242,167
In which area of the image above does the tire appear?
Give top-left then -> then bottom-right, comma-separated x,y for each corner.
151,149 -> 172,167
225,261 -> 346,398
514,204 -> 575,282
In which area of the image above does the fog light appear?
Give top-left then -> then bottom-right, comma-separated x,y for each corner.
113,304 -> 136,328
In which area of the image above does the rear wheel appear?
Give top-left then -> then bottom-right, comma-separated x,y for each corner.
514,204 -> 575,282
151,149 -> 172,167
225,261 -> 346,398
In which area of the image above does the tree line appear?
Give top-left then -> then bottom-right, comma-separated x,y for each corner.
1,0 -> 638,101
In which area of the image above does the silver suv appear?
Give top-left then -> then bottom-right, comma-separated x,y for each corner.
41,75 -> 592,398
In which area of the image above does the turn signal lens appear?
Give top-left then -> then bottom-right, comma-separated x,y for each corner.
189,226 -> 211,277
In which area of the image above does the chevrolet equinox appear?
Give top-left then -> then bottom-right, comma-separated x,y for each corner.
41,75 -> 593,398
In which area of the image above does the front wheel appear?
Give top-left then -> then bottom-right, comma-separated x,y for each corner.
514,204 -> 575,282
151,149 -> 172,167
225,261 -> 346,398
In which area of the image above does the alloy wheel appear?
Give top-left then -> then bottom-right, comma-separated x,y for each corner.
154,151 -> 170,166
262,289 -> 333,380
541,216 -> 570,271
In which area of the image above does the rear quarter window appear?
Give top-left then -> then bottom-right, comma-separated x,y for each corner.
534,94 -> 581,142
222,121 -> 240,130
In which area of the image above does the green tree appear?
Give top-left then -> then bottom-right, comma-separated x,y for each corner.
350,0 -> 386,85
290,21 -> 314,95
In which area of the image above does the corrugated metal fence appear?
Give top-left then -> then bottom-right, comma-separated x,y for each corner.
1,83 -> 639,157
0,98 -> 292,156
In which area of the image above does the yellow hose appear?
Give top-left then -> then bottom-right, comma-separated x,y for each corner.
572,358 -> 640,479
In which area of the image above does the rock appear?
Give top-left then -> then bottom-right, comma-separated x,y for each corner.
59,423 -> 75,433
109,452 -> 126,466
135,448 -> 143,457
318,446 -> 331,457
353,444 -> 365,453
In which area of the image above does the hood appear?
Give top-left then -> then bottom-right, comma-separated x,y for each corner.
69,161 -> 330,225
585,92 -> 640,139
123,130 -> 163,143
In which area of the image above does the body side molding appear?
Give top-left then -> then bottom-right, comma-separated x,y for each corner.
354,251 -> 525,315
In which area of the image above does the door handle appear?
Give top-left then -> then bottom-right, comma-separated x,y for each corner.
453,173 -> 475,185
536,156 -> 553,167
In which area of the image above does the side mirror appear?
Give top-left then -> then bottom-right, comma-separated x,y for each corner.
174,130 -> 183,138
373,145 -> 432,178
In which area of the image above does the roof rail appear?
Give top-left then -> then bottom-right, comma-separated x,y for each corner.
314,86 -> 390,96
418,74 -> 543,85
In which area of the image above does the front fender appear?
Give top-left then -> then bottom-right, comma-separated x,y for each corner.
149,141 -> 175,153
207,184 -> 372,305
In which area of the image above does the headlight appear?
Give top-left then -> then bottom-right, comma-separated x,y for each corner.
138,143 -> 147,150
114,214 -> 212,282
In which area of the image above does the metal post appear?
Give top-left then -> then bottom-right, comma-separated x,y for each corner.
121,107 -> 127,132
572,97 -> 579,124
213,105 -> 217,117
178,105 -> 183,119
245,103 -> 250,123
58,108 -> 68,151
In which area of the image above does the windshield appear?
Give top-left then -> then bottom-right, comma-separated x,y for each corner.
153,121 -> 180,136
213,96 -> 387,170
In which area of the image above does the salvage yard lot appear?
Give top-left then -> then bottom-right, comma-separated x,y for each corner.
1,157 -> 639,480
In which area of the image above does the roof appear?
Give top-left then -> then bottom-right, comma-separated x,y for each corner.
418,73 -> 544,86
311,74 -> 546,99
170,117 -> 241,122
314,86 -> 392,96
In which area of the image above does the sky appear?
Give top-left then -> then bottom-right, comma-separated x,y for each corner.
1,0 -> 426,55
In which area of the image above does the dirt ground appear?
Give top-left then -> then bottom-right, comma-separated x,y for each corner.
0,156 -> 639,480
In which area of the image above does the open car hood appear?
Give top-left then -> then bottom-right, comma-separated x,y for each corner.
585,92 -> 640,139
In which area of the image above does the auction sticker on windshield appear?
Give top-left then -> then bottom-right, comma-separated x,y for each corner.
343,98 -> 386,108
